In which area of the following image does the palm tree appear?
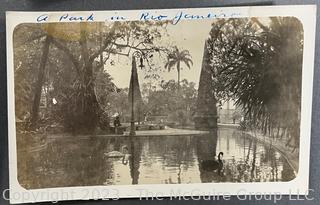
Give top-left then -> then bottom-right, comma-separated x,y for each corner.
165,46 -> 193,89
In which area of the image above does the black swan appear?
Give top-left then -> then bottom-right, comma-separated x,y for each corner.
200,152 -> 224,171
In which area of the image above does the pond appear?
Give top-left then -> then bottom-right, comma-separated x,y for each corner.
17,128 -> 296,189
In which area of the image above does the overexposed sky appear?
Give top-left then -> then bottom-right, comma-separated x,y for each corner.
106,19 -> 213,89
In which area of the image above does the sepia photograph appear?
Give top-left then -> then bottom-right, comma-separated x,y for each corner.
6,5 -> 316,204
13,16 -> 303,188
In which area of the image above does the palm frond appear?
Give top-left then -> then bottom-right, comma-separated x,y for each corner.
183,58 -> 193,69
165,60 -> 176,72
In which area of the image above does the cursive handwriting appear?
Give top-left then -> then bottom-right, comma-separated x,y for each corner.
172,11 -> 241,25
59,13 -> 94,22
36,10 -> 241,24
139,12 -> 168,21
36,13 -> 94,22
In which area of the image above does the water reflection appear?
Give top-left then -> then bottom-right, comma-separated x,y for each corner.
17,128 -> 296,189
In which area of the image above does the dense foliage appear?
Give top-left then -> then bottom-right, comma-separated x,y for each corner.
207,17 -> 303,147
143,79 -> 197,126
14,21 -> 169,133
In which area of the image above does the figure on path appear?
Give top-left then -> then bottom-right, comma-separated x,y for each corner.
114,116 -> 121,127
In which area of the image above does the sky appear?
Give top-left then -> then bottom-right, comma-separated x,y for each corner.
106,19 -> 213,89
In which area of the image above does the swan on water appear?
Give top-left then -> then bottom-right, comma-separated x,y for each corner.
200,152 -> 224,171
104,145 -> 129,158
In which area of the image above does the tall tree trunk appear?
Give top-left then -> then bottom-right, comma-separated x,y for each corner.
30,35 -> 52,127
79,23 -> 102,133
177,61 -> 180,90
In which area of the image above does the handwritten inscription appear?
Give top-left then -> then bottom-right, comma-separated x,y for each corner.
140,12 -> 168,21
37,14 -> 49,22
36,10 -> 241,24
172,11 -> 240,24
59,13 -> 94,22
36,13 -> 95,23
111,16 -> 126,21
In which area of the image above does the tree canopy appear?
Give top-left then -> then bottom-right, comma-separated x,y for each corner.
207,17 -> 303,144
14,21 -> 171,133
165,46 -> 193,88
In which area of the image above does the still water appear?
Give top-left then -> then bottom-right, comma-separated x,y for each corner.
18,128 -> 296,189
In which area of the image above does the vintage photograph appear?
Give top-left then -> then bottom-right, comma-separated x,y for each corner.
12,16 -> 304,189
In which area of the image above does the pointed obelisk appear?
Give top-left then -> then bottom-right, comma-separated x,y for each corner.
194,40 -> 218,130
128,56 -> 144,125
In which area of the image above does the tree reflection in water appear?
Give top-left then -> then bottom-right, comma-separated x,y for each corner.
17,128 -> 296,189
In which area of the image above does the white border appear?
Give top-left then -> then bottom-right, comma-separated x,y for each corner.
6,5 -> 317,204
